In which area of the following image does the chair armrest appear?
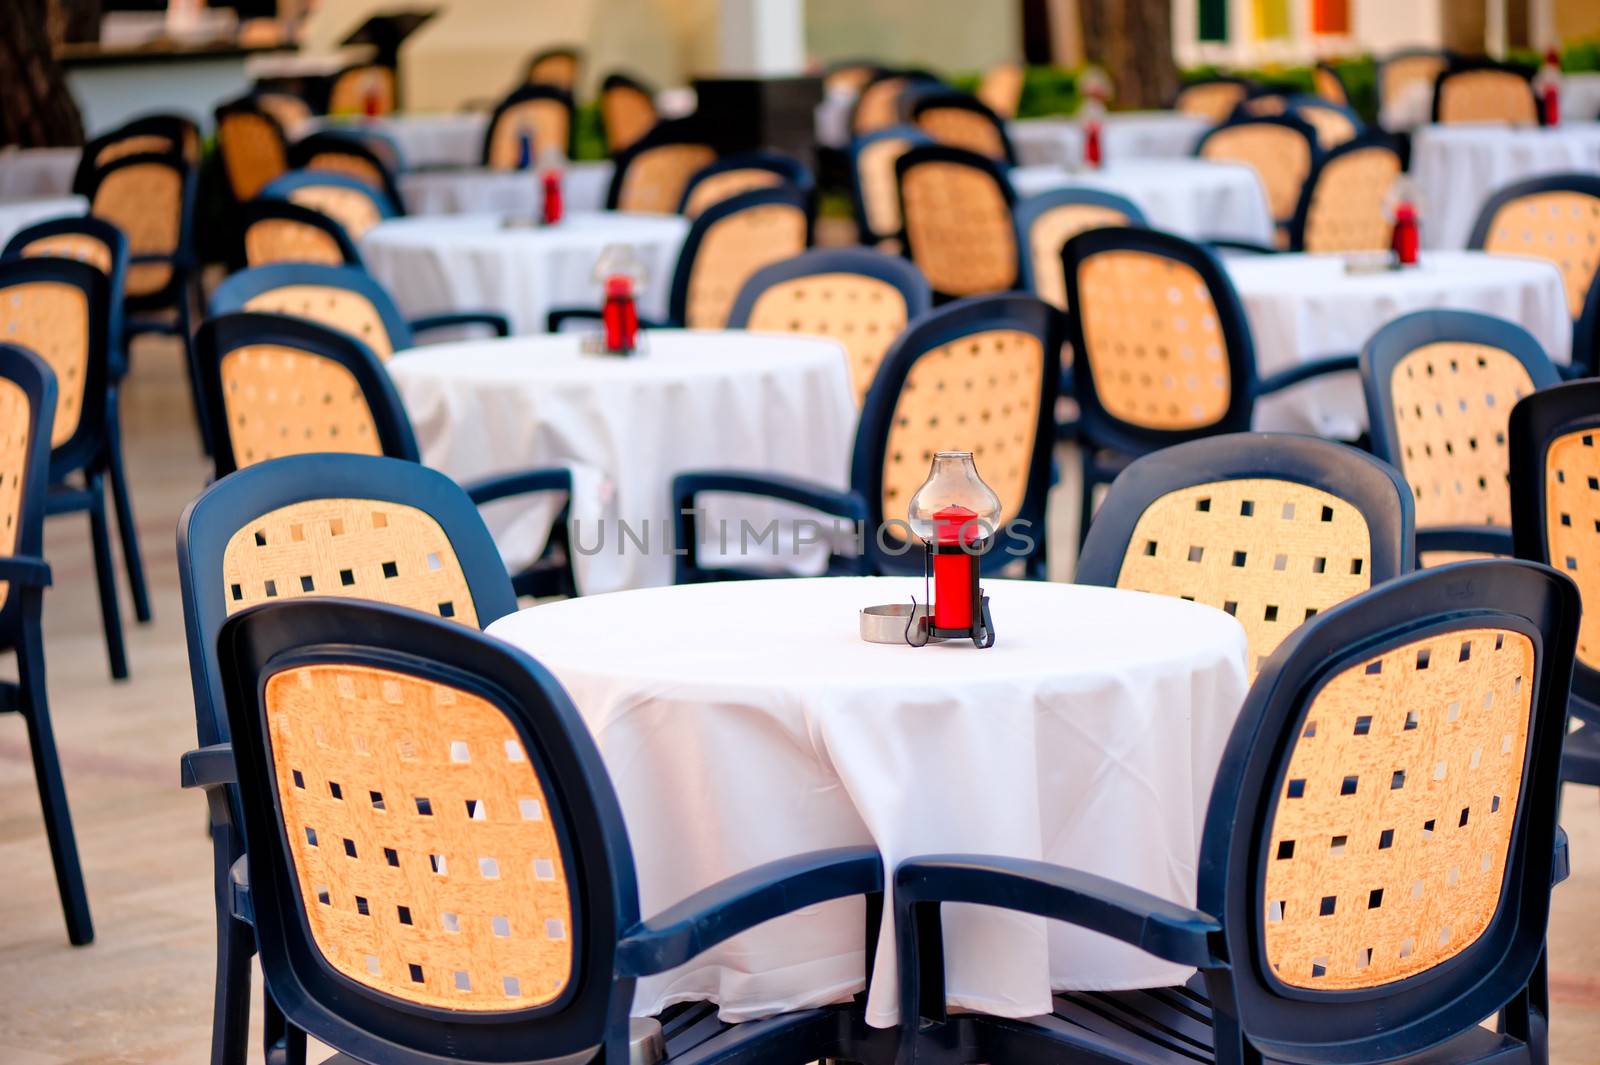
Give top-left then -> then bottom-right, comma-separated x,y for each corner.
408,311 -> 511,339
462,466 -> 572,507
1207,238 -> 1279,256
0,556 -> 52,589
180,743 -> 237,789
1554,825 -> 1569,887
1416,526 -> 1512,557
895,856 -> 1224,968
615,846 -> 882,976
673,471 -> 867,524
546,307 -> 670,333
1257,354 -> 1360,395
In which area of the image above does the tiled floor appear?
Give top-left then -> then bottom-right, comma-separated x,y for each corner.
0,335 -> 1596,1063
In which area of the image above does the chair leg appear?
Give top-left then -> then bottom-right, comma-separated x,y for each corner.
210,908 -> 253,1065
18,632 -> 93,945
86,475 -> 130,680
105,397 -> 152,623
176,276 -> 213,457
263,1001 -> 305,1065
1076,445 -> 1098,552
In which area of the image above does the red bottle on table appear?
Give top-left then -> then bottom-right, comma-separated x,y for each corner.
1391,202 -> 1419,267
542,169 -> 564,225
1537,49 -> 1561,125
363,83 -> 382,119
1083,119 -> 1102,169
931,505 -> 978,631
602,274 -> 639,354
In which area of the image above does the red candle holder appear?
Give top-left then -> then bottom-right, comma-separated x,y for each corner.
1083,119 -> 1102,169
904,451 -> 1000,648
1391,201 -> 1419,267
542,169 -> 565,225
602,274 -> 639,354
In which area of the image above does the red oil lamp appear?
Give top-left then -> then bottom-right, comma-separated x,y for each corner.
584,245 -> 648,355
906,451 -> 1000,647
1536,48 -> 1561,126
1383,176 -> 1422,267
541,165 -> 565,224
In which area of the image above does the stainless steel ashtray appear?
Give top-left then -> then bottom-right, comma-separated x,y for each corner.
860,602 -> 932,644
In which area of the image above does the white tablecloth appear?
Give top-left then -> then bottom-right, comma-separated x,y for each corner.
487,576 -> 1250,1025
0,148 -> 80,199
1008,112 -> 1212,168
1227,251 -> 1572,438
389,331 -> 856,594
1009,160 -> 1274,244
1410,124 -> 1600,250
1562,74 -> 1600,122
306,112 -> 491,169
398,161 -> 613,216
815,86 -> 858,149
0,195 -> 87,249
361,211 -> 689,336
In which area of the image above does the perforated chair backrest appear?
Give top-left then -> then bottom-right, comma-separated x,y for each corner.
210,262 -> 411,361
849,125 -> 934,248
895,144 -> 1019,300
1313,63 -> 1348,105
1380,50 -> 1449,117
82,150 -> 193,302
1079,433 -> 1414,678
1289,96 -> 1362,149
1362,310 -> 1561,538
1434,63 -> 1539,126
1174,78 -> 1250,122
484,86 -> 575,169
1468,174 -> 1600,344
0,345 -> 57,636
3,215 -> 128,363
256,93 -> 312,137
678,151 -> 812,218
908,90 -> 1016,164
1062,225 -> 1257,456
238,200 -> 365,268
825,61 -> 880,97
1198,560 -> 1575,1062
598,73 -> 657,155
288,133 -> 406,212
1510,380 -> 1600,701
178,453 -> 519,750
852,71 -> 940,136
852,293 -> 1062,574
328,65 -> 396,116
0,257 -> 110,474
1013,187 -> 1146,310
216,598 -> 637,1065
977,62 -> 1024,119
261,171 -> 398,241
216,98 -> 290,201
1290,134 -> 1402,253
727,247 -> 932,405
76,113 -> 201,186
668,186 -> 811,330
1197,116 -> 1319,225
526,47 -> 581,90
605,121 -> 717,215
196,311 -> 418,478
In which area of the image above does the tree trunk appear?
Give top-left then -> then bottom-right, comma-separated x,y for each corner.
0,0 -> 86,148
1079,0 -> 1179,111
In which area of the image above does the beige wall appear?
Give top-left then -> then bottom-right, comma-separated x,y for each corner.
806,0 -> 1020,72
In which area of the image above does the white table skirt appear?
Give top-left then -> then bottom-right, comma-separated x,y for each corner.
1008,112 -> 1212,168
1410,124 -> 1600,251
814,86 -> 857,150
398,161 -> 613,216
1226,251 -> 1572,438
0,195 -> 87,249
486,576 -> 1250,1026
1009,160 -> 1274,244
360,211 -> 689,336
0,148 -> 80,199
305,112 -> 491,169
388,331 -> 856,594
1561,74 -> 1600,123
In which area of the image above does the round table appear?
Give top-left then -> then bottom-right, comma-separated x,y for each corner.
1008,112 -> 1212,168
361,211 -> 690,335
0,148 -> 79,199
0,195 -> 86,249
1008,160 -> 1275,245
388,330 -> 856,594
307,112 -> 491,169
486,576 -> 1251,1025
1410,123 -> 1600,250
1226,251 -> 1572,438
398,161 -> 613,216
1562,74 -> 1600,123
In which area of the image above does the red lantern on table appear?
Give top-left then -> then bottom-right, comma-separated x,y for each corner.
1083,118 -> 1103,169
585,244 -> 649,356
906,451 -> 1000,647
542,167 -> 564,225
1536,48 -> 1561,125
1391,201 -> 1419,266
602,275 -> 639,354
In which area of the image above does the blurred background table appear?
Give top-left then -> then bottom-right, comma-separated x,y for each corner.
1007,112 -> 1211,167
0,148 -> 79,199
1009,159 -> 1274,244
397,162 -> 613,215
305,112 -> 491,169
487,576 -> 1250,1025
1228,251 -> 1572,437
0,195 -> 86,248
388,331 -> 856,593
361,211 -> 688,334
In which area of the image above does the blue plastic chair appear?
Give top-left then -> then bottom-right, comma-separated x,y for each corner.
847,124 -> 934,249
1195,114 -> 1322,241
1062,225 -> 1359,547
895,143 -> 1021,301
260,169 -> 403,231
4,216 -> 151,632
483,83 -> 577,165
183,596 -> 887,1065
1468,173 -> 1600,378
603,117 -> 717,213
1361,309 -> 1562,559
210,262 -> 509,360
1078,432 -> 1415,675
1013,187 -> 1146,306
906,88 -> 1017,165
1432,58 -> 1540,126
235,197 -> 367,268
288,129 -> 408,208
674,293 -> 1062,581
0,343 -> 91,945
678,150 -> 815,216
850,68 -> 942,138
895,558 -> 1577,1065
1510,379 -> 1600,794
